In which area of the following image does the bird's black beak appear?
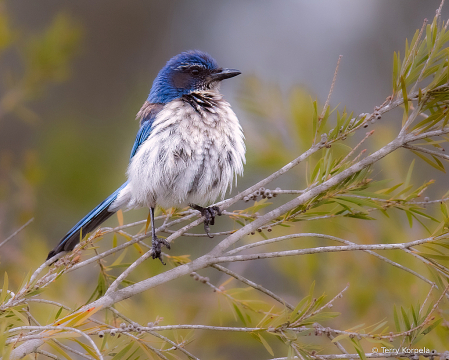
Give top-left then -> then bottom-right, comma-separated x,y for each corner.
208,68 -> 241,83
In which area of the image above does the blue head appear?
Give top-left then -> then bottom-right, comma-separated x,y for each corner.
147,50 -> 241,104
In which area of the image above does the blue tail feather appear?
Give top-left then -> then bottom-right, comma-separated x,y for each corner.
47,182 -> 128,260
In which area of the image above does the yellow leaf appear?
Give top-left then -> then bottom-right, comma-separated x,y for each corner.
116,210 -> 124,227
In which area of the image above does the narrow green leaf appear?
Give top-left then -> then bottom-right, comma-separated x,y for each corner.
334,199 -> 368,214
111,343 -> 134,360
432,155 -> 445,173
371,320 -> 388,333
233,304 -> 246,326
401,306 -> 411,330
393,52 -> 399,93
97,272 -> 107,299
55,307 -> 64,320
404,160 -> 414,189
11,309 -> 28,325
351,338 -> 366,360
421,318 -> 442,335
427,265 -> 445,291
258,334 -> 274,356
124,347 -> 140,360
380,182 -> 403,195
405,210 -> 413,228
426,24 -> 432,55
400,76 -> 409,117
291,296 -> 311,318
411,304 -> 418,327
74,339 -> 101,359
440,202 -> 448,218
395,184 -> 414,198
411,150 -> 445,172
308,281 -> 315,298
287,346 -> 294,360
409,208 -> 439,222
46,340 -> 74,360
0,273 -> 8,304
331,332 -> 350,343
418,252 -> 449,260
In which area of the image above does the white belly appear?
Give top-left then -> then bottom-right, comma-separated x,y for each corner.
116,94 -> 245,210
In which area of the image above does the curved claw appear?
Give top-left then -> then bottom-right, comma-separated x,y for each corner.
190,204 -> 222,238
151,237 -> 171,265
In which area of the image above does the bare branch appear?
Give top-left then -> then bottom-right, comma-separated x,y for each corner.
320,55 -> 343,121
404,144 -> 449,161
34,350 -> 60,360
270,352 -> 449,360
211,264 -> 294,309
0,218 -> 33,249
227,233 -> 434,286
7,326 -> 103,360
214,236 -> 443,263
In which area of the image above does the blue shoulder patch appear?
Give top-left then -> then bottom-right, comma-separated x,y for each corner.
130,102 -> 164,159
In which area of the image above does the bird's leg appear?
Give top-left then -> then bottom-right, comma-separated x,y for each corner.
189,204 -> 222,238
149,207 -> 170,264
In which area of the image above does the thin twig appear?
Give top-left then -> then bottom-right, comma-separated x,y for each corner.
404,144 -> 449,160
320,55 -> 343,121
214,236 -> 442,263
34,350 -> 59,360
420,284 -> 436,315
0,218 -> 33,249
270,352 -> 449,360
309,283 -> 349,318
7,326 -> 103,360
334,130 -> 374,171
211,264 -> 294,309
226,233 -> 435,286
106,248 -> 154,294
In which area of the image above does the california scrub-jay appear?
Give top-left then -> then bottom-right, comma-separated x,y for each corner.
47,50 -> 246,263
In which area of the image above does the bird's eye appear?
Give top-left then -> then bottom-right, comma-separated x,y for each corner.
191,68 -> 200,75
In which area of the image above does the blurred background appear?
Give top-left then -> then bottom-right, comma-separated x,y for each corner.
1,1 -> 448,358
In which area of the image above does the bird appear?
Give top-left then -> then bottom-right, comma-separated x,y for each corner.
47,50 -> 246,264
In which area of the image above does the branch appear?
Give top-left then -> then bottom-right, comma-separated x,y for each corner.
403,144 -> 449,161
226,233 -> 435,286
211,264 -> 294,309
271,352 -> 449,360
213,236 -> 440,263
0,218 -> 33,249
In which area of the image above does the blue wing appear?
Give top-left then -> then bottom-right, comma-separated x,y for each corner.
130,120 -> 155,159
130,103 -> 163,159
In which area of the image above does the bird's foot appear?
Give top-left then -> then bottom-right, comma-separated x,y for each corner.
151,236 -> 171,265
189,204 -> 222,238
